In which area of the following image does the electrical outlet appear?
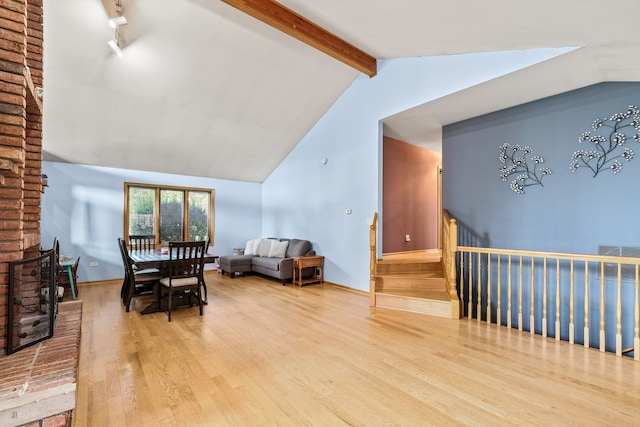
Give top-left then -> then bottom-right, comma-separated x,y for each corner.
90,261 -> 98,267
405,234 -> 411,242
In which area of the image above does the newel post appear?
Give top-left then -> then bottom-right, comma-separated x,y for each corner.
447,217 -> 458,300
369,212 -> 378,307
442,210 -> 461,319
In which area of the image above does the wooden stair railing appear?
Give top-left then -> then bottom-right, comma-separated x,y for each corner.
458,245 -> 640,361
370,209 -> 639,360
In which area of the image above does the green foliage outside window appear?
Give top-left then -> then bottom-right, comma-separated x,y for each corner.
129,187 -> 155,235
126,183 -> 214,245
188,191 -> 209,242
160,189 -> 184,242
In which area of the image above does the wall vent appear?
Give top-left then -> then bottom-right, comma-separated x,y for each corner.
598,245 -> 640,281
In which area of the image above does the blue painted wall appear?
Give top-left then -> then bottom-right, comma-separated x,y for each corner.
443,82 -> 640,350
41,162 -> 262,283
261,49 -> 573,291
443,82 -> 640,253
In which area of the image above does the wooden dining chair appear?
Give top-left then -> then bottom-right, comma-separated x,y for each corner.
129,234 -> 156,251
201,236 -> 210,301
118,238 -> 162,312
158,240 -> 206,321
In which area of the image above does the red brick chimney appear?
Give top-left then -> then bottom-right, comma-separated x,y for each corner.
0,0 -> 44,355
0,4 -> 80,426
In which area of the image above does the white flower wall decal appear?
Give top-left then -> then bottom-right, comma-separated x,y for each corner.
570,105 -> 640,177
498,143 -> 552,194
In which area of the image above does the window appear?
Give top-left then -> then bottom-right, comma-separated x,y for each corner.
125,183 -> 214,246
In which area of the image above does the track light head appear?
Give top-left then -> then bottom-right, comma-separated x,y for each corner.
108,16 -> 128,28
107,39 -> 123,57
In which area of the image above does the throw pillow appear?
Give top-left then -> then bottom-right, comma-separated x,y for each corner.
256,238 -> 277,257
244,239 -> 255,255
244,238 -> 261,255
268,240 -> 289,258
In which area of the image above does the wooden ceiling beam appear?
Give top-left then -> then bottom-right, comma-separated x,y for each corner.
220,0 -> 377,77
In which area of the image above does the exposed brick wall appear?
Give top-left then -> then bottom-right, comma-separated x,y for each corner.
0,0 -> 43,354
24,0 -> 43,252
0,2 -> 75,425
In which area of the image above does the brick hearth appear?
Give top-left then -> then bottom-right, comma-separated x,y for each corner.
0,301 -> 81,427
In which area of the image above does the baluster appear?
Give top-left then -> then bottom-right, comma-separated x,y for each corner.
497,255 -> 502,327
555,258 -> 560,341
468,252 -> 473,319
616,263 -> 622,356
518,256 -> 523,332
487,253 -> 492,324
508,254 -> 512,329
543,257 -> 548,338
460,251 -> 465,317
600,262 -> 605,352
635,264 -> 639,361
569,260 -> 574,344
584,261 -> 589,349
477,253 -> 482,322
530,256 -> 535,335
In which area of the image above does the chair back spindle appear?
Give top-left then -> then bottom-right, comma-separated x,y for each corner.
129,234 -> 156,251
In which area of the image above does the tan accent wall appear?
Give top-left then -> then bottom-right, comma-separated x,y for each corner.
382,136 -> 440,253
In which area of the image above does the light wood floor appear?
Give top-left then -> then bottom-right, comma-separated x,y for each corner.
74,271 -> 640,426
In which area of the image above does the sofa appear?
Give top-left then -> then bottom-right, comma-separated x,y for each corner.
219,238 -> 315,285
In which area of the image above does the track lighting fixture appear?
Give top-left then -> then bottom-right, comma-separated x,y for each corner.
107,0 -> 126,57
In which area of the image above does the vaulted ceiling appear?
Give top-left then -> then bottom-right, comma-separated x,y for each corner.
42,0 -> 640,182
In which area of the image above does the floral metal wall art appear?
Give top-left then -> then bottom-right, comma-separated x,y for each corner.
498,143 -> 552,194
570,104 -> 640,177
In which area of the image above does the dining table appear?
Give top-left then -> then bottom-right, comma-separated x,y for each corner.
127,248 -> 218,314
128,248 -> 219,269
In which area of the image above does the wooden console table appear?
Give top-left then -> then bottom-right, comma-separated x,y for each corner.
292,255 -> 324,287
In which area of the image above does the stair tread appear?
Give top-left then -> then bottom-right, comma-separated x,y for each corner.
378,258 -> 441,264
380,250 -> 441,263
376,289 -> 450,301
377,272 -> 444,278
377,264 -> 442,272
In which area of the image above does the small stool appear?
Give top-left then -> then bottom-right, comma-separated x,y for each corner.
219,255 -> 254,278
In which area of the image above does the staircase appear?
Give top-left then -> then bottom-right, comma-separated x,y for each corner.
368,211 -> 461,319
373,250 -> 453,317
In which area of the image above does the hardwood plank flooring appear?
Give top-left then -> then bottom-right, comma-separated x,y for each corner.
74,271 -> 640,426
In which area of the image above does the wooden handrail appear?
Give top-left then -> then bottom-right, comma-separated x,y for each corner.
369,212 -> 378,307
458,245 -> 640,264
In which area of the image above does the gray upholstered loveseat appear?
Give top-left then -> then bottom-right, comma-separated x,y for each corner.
219,238 -> 315,285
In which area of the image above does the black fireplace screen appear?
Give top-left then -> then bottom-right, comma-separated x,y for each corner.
7,238 -> 59,354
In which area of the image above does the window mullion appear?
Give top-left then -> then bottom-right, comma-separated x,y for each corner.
184,190 -> 189,242
155,187 -> 161,244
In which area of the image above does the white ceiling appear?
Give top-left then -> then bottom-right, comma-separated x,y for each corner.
42,0 -> 640,182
